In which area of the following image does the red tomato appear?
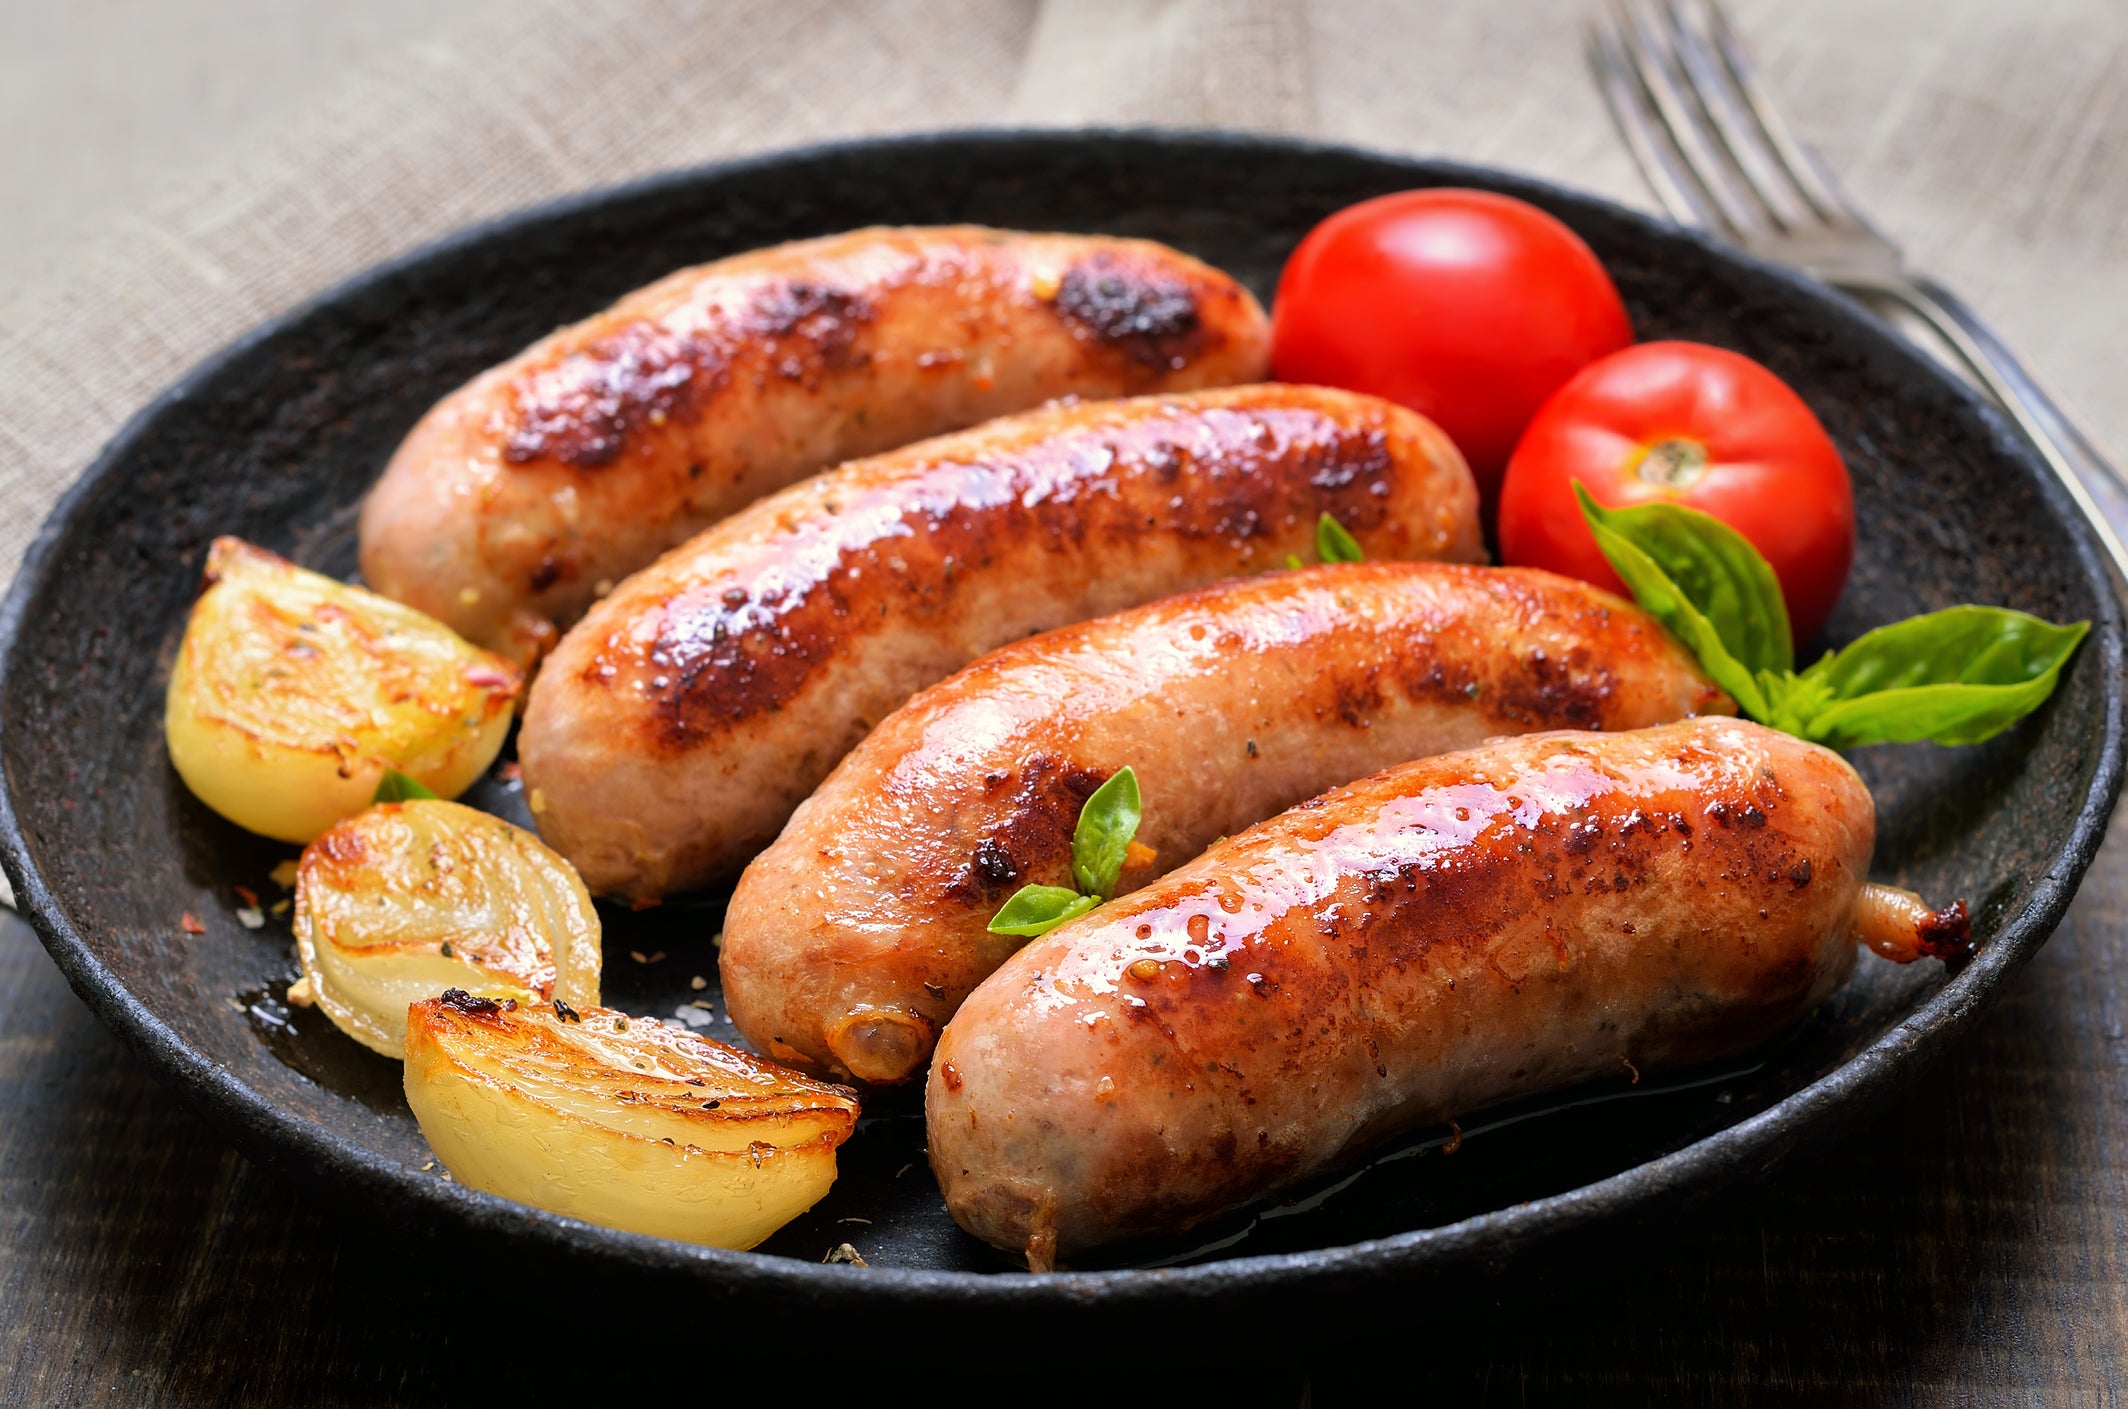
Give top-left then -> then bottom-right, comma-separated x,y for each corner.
1497,341 -> 1854,646
1271,188 -> 1633,499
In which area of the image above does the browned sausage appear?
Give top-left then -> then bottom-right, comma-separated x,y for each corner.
518,385 -> 1483,901
927,718 -> 1945,1268
721,563 -> 1729,1083
358,227 -> 1271,664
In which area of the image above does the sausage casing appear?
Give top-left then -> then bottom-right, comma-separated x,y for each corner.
518,385 -> 1483,900
927,718 -> 1874,1264
721,563 -> 1729,1082
358,227 -> 1271,663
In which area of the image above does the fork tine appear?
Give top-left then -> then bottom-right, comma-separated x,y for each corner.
1656,0 -> 1815,231
1606,0 -> 1772,242
1587,13 -> 1724,231
1699,0 -> 1865,228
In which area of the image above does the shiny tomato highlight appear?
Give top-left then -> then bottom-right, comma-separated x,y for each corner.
1271,188 -> 1633,499
1497,341 -> 1854,646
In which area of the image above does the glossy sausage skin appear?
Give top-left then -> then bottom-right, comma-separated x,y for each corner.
722,563 -> 1729,1082
519,385 -> 1483,901
359,227 -> 1271,663
928,719 -> 1874,1265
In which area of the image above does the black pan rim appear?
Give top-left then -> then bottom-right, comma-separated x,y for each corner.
3,126 -> 2120,1307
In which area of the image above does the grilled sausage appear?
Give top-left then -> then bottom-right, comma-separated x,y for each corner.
518,385 -> 1484,902
928,718 -> 1949,1267
359,227 -> 1271,664
722,563 -> 1730,1083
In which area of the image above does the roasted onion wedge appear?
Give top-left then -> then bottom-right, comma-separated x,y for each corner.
165,537 -> 521,842
295,800 -> 600,1057
405,991 -> 859,1248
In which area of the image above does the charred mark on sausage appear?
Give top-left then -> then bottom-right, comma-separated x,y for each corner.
504,280 -> 872,468
971,837 -> 1018,886
947,756 -> 1106,902
629,582 -> 838,748
1485,645 -> 1616,730
1332,668 -> 1387,727
744,280 -> 874,380
1054,253 -> 1205,370
506,327 -> 726,468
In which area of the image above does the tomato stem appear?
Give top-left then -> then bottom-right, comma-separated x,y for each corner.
1634,438 -> 1710,489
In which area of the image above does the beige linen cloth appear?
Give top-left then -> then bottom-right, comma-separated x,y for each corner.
2,0 -> 2124,594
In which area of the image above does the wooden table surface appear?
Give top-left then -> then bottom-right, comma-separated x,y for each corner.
6,795 -> 2126,1405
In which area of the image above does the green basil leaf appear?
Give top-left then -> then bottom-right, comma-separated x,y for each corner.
373,769 -> 439,804
1790,607 -> 2087,748
1574,485 -> 1770,719
1799,606 -> 2086,695
1316,512 -> 1364,564
986,885 -> 1099,938
1806,678 -> 2070,749
1071,766 -> 1142,899
1572,484 -> 1792,675
1284,553 -> 1305,571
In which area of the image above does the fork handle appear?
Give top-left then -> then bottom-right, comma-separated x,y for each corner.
1835,271 -> 2128,592
1906,275 -> 2127,491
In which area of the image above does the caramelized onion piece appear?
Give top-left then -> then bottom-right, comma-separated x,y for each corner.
165,537 -> 521,842
296,800 -> 599,1056
405,992 -> 858,1249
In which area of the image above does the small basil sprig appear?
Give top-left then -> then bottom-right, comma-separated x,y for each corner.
987,767 -> 1142,938
1069,767 -> 1143,896
373,769 -> 439,804
987,886 -> 1098,936
1317,511 -> 1364,564
1576,484 -> 2087,748
1285,512 -> 1366,572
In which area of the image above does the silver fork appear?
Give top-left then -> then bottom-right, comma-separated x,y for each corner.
1589,0 -> 2128,586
